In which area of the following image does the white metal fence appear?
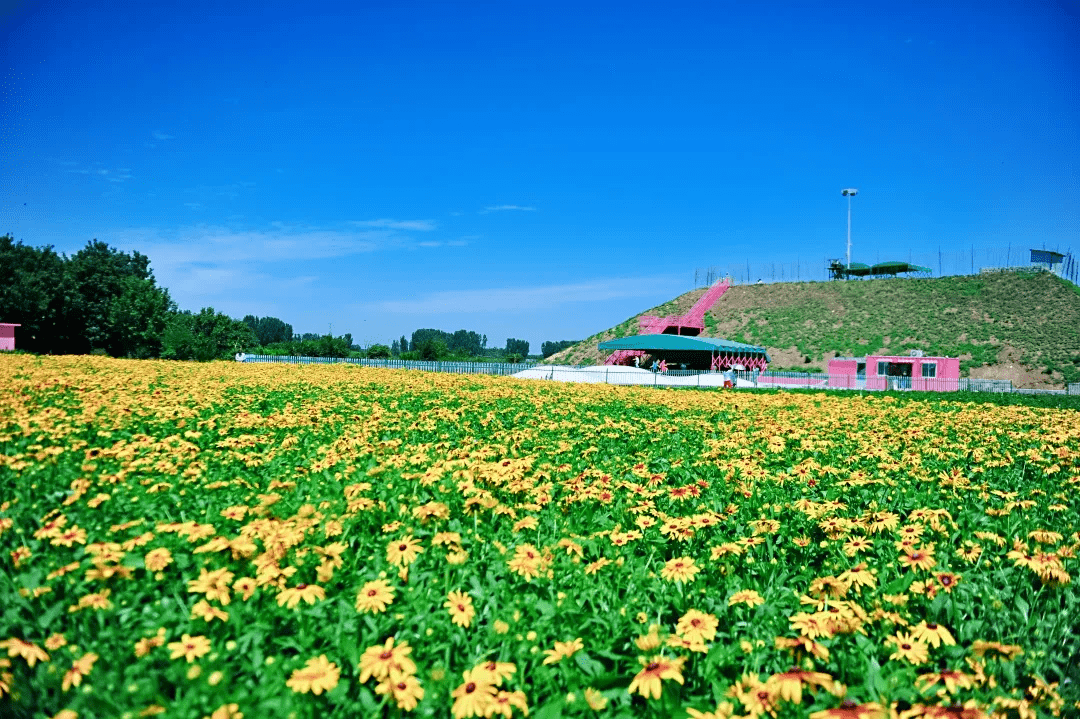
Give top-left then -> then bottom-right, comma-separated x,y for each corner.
236,354 -> 1078,396
236,353 -> 536,376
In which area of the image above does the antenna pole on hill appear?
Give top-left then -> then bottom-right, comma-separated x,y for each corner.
842,189 -> 858,270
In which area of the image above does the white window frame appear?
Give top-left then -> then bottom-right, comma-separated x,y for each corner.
921,362 -> 937,378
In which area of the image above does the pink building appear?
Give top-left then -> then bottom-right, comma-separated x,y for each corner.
828,353 -> 961,391
0,323 -> 19,352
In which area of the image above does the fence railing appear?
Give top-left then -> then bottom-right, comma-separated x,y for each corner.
236,353 -> 536,376
235,354 -> 1076,396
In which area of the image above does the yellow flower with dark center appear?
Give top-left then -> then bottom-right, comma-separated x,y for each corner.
451,667 -> 498,718
0,638 -> 49,668
676,609 -> 718,644
359,637 -> 416,682
487,689 -> 529,718
660,556 -> 699,583
628,654 -> 685,699
910,621 -> 955,648
445,590 -> 475,628
386,536 -> 424,567
899,546 -> 937,572
62,652 -> 98,692
168,634 -> 211,663
887,632 -> 929,664
276,583 -> 325,609
376,669 -> 425,711
766,667 -> 834,703
356,579 -> 395,614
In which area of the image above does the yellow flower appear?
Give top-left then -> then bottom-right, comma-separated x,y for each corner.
886,632 -> 929,664
0,637 -> 50,667
62,652 -> 98,692
451,667 -> 498,718
204,704 -> 243,719
191,599 -> 229,623
542,637 -> 584,665
676,609 -> 718,644
445,590 -> 476,628
386,536 -> 424,567
276,583 -> 325,609
359,637 -> 417,682
375,669 -> 425,711
627,654 -> 685,699
356,579 -> 396,614
584,687 -> 608,710
144,548 -> 173,571
660,556 -> 700,583
286,654 -> 341,695
167,634 -> 211,663
728,589 -> 764,607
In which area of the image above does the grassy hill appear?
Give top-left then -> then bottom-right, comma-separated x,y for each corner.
547,271 -> 1080,388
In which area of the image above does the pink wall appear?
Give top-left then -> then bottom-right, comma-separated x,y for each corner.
0,323 -> 18,351
827,358 -> 859,388
865,355 -> 960,392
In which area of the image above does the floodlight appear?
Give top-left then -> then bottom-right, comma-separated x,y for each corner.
842,188 -> 858,196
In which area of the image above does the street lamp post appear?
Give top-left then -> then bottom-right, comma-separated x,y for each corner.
842,188 -> 858,269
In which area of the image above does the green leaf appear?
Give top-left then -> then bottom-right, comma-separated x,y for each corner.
864,658 -> 886,697
533,698 -> 565,719
37,601 -> 65,631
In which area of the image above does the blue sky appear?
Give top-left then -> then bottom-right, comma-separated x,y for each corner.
2,1 -> 1077,351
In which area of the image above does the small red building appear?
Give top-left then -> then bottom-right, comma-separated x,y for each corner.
0,323 -> 19,352
828,352 -> 961,391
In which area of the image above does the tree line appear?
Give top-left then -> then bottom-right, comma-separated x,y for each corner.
1,235 -> 578,362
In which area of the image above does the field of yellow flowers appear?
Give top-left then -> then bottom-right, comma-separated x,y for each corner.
1,355 -> 1078,719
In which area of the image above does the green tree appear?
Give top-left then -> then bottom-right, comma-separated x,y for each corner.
505,338 -> 529,357
242,315 -> 294,345
0,235 -> 71,353
162,308 -> 258,361
541,340 -> 578,358
65,240 -> 174,357
366,344 -> 392,359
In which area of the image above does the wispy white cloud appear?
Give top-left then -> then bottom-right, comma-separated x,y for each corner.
364,277 -> 683,314
105,223 -> 391,312
110,223 -> 388,267
480,205 -> 536,214
63,164 -> 133,182
152,130 -> 175,140
350,218 -> 436,231
417,241 -> 442,248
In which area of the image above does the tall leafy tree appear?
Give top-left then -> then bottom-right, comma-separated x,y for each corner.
541,340 -> 578,358
505,338 -> 529,357
0,235 -> 71,353
65,239 -> 174,356
243,315 -> 294,345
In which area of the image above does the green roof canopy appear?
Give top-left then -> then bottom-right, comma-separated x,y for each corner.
598,334 -> 770,361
